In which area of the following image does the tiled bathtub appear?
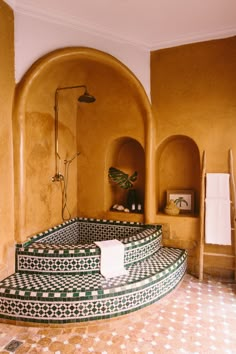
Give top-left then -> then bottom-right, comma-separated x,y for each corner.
16,217 -> 162,274
0,217 -> 187,324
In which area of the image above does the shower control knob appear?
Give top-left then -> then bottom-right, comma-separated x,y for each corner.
52,173 -> 64,182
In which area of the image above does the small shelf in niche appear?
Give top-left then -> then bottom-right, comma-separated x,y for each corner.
109,208 -> 143,215
109,202 -> 144,216
156,211 -> 199,219
106,137 -> 145,216
105,210 -> 144,223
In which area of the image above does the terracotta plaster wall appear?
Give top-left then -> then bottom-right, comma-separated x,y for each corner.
14,49 -> 149,241
151,36 -> 236,278
151,36 -> 236,169
15,56 -> 91,238
0,1 -> 15,279
77,63 -> 145,219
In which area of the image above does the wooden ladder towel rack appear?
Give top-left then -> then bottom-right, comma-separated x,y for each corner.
199,149 -> 236,281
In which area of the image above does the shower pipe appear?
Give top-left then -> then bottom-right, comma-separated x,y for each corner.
52,84 -> 95,182
51,84 -> 96,220
61,152 -> 81,221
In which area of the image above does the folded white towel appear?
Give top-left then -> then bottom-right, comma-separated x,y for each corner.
95,239 -> 128,279
206,173 -> 230,200
205,198 -> 231,245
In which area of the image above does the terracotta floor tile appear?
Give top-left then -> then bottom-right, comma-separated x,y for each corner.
0,274 -> 235,354
28,349 -> 41,354
36,336 -> 52,347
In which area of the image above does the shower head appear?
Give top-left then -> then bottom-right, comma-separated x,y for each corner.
78,90 -> 96,103
55,85 -> 96,104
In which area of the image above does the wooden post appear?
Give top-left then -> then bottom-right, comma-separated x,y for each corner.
229,149 -> 236,281
199,150 -> 206,281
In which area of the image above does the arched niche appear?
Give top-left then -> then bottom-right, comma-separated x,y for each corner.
156,135 -> 200,215
14,47 -> 154,240
106,137 -> 145,213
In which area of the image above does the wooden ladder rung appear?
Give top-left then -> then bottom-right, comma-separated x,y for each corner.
203,252 -> 235,258
205,265 -> 236,271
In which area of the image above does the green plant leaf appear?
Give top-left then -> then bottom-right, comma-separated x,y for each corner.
108,167 -> 138,189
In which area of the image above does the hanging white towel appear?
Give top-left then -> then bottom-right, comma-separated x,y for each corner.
205,172 -> 231,245
206,173 -> 230,199
95,239 -> 128,279
205,198 -> 231,245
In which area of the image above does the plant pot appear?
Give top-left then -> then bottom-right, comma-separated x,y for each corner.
164,200 -> 180,216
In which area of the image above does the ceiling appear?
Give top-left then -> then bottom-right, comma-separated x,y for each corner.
6,0 -> 236,50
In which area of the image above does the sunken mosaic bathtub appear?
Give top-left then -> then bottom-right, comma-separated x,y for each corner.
0,217 -> 187,324
16,217 -> 162,274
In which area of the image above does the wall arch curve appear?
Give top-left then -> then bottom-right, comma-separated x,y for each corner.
156,134 -> 201,214
13,47 -> 155,240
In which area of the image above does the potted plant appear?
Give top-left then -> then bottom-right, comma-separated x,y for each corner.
108,167 -> 138,211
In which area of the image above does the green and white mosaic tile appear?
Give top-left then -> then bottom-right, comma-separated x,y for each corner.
16,219 -> 162,274
0,217 -> 187,324
0,248 -> 187,323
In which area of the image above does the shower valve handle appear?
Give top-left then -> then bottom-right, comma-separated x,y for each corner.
52,173 -> 64,182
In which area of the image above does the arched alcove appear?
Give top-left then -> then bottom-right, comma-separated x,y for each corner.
105,137 -> 145,213
156,135 -> 200,215
13,47 -> 154,240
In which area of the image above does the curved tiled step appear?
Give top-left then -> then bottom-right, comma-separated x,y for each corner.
16,220 -> 162,275
0,247 -> 187,324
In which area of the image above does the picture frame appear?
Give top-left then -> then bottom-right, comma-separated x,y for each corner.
166,189 -> 195,214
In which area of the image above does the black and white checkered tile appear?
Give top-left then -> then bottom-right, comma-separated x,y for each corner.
0,265 -> 186,323
16,221 -> 162,274
21,218 -> 150,247
0,252 -> 187,323
0,248 -> 186,297
16,236 -> 162,274
0,217 -> 187,324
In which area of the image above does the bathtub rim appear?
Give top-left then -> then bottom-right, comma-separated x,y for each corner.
16,217 -> 161,251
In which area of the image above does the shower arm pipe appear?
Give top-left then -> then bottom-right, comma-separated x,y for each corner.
52,85 -> 87,182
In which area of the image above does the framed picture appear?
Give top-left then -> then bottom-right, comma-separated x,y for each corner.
166,189 -> 194,214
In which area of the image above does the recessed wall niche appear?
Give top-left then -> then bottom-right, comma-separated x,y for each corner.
156,135 -> 200,215
106,137 -> 145,213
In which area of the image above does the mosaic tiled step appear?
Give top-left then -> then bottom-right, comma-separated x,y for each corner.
16,218 -> 162,275
0,247 -> 187,324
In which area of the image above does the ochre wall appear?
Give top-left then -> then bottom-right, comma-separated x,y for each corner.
14,56 -> 86,237
0,1 -> 15,279
151,37 -> 236,167
14,48 -> 152,240
8,19 -> 236,280
151,36 -> 236,278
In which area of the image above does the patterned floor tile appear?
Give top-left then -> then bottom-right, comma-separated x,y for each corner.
0,274 -> 235,353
